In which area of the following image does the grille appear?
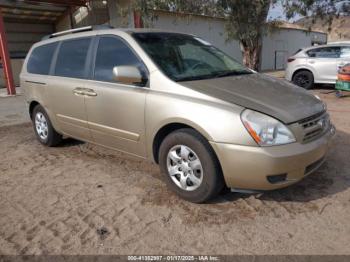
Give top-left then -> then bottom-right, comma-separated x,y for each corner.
299,111 -> 330,143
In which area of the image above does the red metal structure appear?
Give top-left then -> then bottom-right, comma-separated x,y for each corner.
24,0 -> 87,6
133,11 -> 143,28
0,8 -> 15,95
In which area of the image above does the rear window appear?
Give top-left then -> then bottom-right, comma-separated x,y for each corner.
293,49 -> 302,55
54,38 -> 91,78
27,43 -> 57,75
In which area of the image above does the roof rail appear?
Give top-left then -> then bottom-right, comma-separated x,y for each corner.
327,41 -> 350,45
41,25 -> 113,40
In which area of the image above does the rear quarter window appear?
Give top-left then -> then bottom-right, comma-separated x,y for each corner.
27,42 -> 58,75
341,46 -> 350,58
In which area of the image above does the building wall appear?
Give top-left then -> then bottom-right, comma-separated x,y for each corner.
0,59 -> 24,87
31,3 -> 328,74
5,22 -> 53,54
261,29 -> 327,71
55,13 -> 72,32
108,0 -> 134,28
152,12 -> 243,63
2,22 -> 53,87
150,11 -> 327,71
72,3 -> 109,28
10,1 -> 327,75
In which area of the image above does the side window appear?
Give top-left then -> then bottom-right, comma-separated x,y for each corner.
340,46 -> 350,58
307,47 -> 340,58
27,43 -> 57,75
54,38 -> 91,78
94,36 -> 146,83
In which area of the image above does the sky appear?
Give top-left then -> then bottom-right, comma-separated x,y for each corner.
268,0 -> 350,22
268,2 -> 302,22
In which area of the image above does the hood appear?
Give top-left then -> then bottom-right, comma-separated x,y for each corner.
181,73 -> 325,124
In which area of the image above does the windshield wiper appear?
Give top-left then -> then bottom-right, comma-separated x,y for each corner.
175,74 -> 216,82
175,70 -> 252,82
213,70 -> 252,78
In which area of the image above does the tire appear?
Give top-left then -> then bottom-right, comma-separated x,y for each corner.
292,70 -> 314,89
158,128 -> 225,203
32,104 -> 62,147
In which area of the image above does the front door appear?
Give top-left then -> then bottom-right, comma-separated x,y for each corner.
84,35 -> 149,157
47,37 -> 93,141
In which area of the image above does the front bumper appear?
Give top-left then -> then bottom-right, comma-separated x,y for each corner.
210,125 -> 336,191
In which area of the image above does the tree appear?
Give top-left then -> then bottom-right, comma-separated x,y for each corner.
218,0 -> 272,70
134,0 -> 350,71
133,0 -> 219,27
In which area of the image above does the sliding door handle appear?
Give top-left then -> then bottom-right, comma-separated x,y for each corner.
84,89 -> 97,97
73,87 -> 85,96
73,88 -> 97,97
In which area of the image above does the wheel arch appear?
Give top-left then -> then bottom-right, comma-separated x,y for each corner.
151,120 -> 214,164
29,100 -> 40,120
292,68 -> 314,81
28,100 -> 60,133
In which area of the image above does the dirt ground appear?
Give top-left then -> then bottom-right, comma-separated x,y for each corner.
0,89 -> 349,255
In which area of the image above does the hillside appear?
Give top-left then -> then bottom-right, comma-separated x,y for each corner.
296,16 -> 350,42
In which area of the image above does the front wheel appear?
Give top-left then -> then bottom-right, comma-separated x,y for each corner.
292,70 -> 314,89
158,128 -> 224,203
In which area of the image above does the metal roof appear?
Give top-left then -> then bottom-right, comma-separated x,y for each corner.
0,0 -> 87,24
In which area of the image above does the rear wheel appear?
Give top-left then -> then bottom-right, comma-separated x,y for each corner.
292,70 -> 314,89
158,128 -> 224,203
32,105 -> 62,146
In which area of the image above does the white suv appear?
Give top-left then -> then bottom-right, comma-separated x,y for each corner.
285,43 -> 350,89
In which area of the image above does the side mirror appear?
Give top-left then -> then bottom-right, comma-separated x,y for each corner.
112,66 -> 144,85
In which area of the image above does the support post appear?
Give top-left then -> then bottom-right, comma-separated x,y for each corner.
0,9 -> 15,95
133,10 -> 143,28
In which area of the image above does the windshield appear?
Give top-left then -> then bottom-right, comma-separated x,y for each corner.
132,32 -> 252,82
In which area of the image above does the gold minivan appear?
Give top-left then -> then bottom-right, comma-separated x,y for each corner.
21,26 -> 335,203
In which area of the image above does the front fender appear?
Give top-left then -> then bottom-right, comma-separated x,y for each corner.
145,91 -> 256,160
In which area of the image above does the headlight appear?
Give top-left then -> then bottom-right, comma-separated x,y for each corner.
241,109 -> 296,146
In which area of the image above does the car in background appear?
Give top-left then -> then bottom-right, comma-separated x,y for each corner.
285,43 -> 350,89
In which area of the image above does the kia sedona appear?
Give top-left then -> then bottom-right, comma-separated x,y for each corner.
21,26 -> 335,203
